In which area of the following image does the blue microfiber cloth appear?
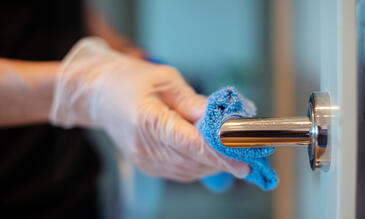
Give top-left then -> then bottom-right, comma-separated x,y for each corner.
197,87 -> 278,192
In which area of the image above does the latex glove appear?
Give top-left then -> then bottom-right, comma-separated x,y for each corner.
50,37 -> 249,182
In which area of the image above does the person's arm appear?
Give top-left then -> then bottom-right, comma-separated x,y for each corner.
0,7 -> 142,127
0,38 -> 250,182
0,58 -> 59,127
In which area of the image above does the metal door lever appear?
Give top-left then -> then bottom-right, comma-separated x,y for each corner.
219,92 -> 332,171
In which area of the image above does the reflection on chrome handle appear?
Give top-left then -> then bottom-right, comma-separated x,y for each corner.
219,117 -> 313,148
219,92 -> 332,172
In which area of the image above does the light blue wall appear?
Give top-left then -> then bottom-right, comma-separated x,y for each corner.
136,0 -> 273,116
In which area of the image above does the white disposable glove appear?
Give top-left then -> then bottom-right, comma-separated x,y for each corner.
50,37 -> 249,182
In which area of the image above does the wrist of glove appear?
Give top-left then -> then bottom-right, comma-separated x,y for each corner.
50,37 -> 250,182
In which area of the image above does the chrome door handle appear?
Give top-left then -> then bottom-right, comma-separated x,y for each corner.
219,92 -> 332,171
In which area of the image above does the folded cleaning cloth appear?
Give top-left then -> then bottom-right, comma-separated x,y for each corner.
197,87 -> 278,192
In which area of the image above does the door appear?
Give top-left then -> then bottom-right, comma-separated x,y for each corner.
293,0 -> 358,218
319,0 -> 357,218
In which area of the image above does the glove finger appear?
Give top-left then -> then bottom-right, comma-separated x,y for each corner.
155,68 -> 207,122
145,98 -> 250,178
169,120 -> 250,178
134,158 -> 207,182
199,142 -> 251,178
130,140 -> 219,177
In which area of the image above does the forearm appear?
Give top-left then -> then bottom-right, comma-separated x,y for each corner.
0,58 -> 59,127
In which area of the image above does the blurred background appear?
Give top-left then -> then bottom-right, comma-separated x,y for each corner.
87,0 -> 321,218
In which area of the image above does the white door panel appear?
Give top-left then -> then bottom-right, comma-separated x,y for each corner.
294,0 -> 358,218
336,0 -> 357,218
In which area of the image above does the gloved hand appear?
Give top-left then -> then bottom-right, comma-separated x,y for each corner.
50,37 -> 249,182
